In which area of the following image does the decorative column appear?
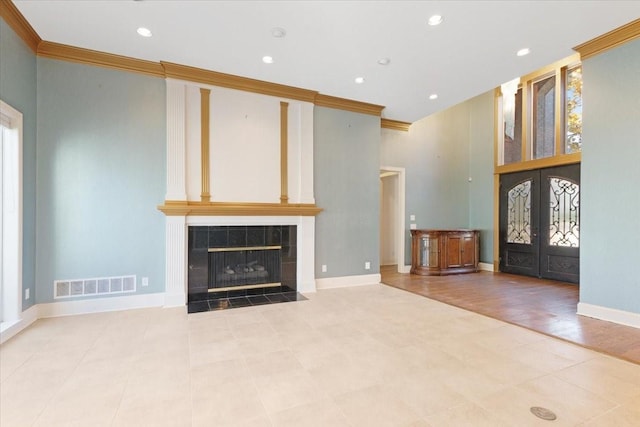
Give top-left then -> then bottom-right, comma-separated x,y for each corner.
280,101 -> 289,204
200,88 -> 211,202
165,81 -> 187,201
164,215 -> 186,306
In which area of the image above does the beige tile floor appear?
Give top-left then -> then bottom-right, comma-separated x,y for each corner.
1,284 -> 640,426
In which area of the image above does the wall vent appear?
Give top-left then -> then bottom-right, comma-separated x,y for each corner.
54,275 -> 136,299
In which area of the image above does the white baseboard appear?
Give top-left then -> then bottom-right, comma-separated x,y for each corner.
0,304 -> 39,345
316,273 -> 381,290
478,262 -> 494,272
400,264 -> 412,274
577,302 -> 640,329
38,292 -> 166,318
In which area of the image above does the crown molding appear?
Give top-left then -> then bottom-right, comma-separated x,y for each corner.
37,41 -> 165,77
0,0 -> 41,53
574,18 -> 640,60
381,118 -> 411,132
3,0 -> 387,120
161,61 -> 319,103
315,94 -> 384,117
158,201 -> 323,217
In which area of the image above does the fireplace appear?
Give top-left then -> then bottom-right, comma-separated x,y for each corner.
188,225 -> 297,301
209,246 -> 280,290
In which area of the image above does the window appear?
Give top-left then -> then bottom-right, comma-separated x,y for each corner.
565,66 -> 582,154
0,100 -> 23,329
500,78 -> 523,165
531,75 -> 556,159
496,54 -> 582,169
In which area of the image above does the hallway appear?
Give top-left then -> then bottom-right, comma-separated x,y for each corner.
380,266 -> 640,365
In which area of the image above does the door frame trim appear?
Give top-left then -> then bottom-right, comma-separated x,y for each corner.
380,166 -> 406,273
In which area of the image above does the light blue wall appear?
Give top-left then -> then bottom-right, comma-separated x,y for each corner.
0,18 -> 37,310
580,38 -> 640,314
381,101 -> 474,265
314,107 -> 380,278
468,91 -> 495,263
381,92 -> 495,265
36,58 -> 166,302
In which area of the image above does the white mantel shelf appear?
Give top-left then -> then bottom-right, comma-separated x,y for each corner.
158,201 -> 323,217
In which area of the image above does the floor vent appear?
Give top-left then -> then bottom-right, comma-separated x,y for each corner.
54,275 -> 136,299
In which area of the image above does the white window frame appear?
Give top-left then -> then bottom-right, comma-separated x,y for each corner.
0,99 -> 24,333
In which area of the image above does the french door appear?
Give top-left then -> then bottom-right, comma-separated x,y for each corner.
499,164 -> 580,284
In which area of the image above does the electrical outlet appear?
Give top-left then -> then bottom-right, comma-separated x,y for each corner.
25,288 -> 30,300
365,262 -> 371,270
141,277 -> 149,287
410,223 -> 417,230
321,264 -> 327,273
410,214 -> 416,221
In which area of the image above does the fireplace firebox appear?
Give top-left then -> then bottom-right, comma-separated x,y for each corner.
188,225 -> 297,301
208,246 -> 281,291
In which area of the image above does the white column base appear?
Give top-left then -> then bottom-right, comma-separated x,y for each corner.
165,216 -> 187,306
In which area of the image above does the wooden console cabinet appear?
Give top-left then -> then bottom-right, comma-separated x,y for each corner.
410,229 -> 480,276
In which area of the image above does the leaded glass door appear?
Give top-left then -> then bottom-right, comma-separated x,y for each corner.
499,164 -> 580,284
539,165 -> 580,283
499,170 -> 540,277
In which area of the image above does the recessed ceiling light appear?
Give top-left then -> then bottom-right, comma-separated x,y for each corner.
136,27 -> 152,37
355,77 -> 365,84
377,57 -> 391,66
429,94 -> 438,100
428,15 -> 443,26
271,27 -> 287,38
262,56 -> 274,64
517,48 -> 531,57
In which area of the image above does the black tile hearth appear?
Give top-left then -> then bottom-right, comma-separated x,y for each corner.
187,301 -> 210,314
247,295 -> 270,305
187,291 -> 307,314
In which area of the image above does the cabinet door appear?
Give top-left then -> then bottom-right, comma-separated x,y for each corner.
460,234 -> 476,267
444,234 -> 463,268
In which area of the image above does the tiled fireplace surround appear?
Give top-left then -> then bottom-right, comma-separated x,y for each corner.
187,225 -> 301,311
164,215 -> 317,307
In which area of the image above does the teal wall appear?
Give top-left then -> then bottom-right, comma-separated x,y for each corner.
468,91 -> 495,263
580,38 -> 640,314
0,17 -> 37,310
381,94 -> 494,265
314,107 -> 381,278
36,58 -> 166,302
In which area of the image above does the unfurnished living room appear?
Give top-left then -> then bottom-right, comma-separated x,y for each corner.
1,1 -> 640,426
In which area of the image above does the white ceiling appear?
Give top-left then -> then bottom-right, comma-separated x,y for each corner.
14,0 -> 640,122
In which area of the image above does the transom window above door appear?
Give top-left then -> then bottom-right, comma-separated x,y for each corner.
496,54 -> 582,172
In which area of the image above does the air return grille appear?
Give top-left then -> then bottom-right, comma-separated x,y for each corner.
54,275 -> 136,299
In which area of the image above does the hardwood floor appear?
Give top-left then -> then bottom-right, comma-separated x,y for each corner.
380,265 -> 640,365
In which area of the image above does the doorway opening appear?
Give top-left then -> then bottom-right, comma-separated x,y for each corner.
380,167 -> 406,273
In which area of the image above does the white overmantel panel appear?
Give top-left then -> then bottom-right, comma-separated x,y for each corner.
211,87 -> 280,202
179,81 -> 314,204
